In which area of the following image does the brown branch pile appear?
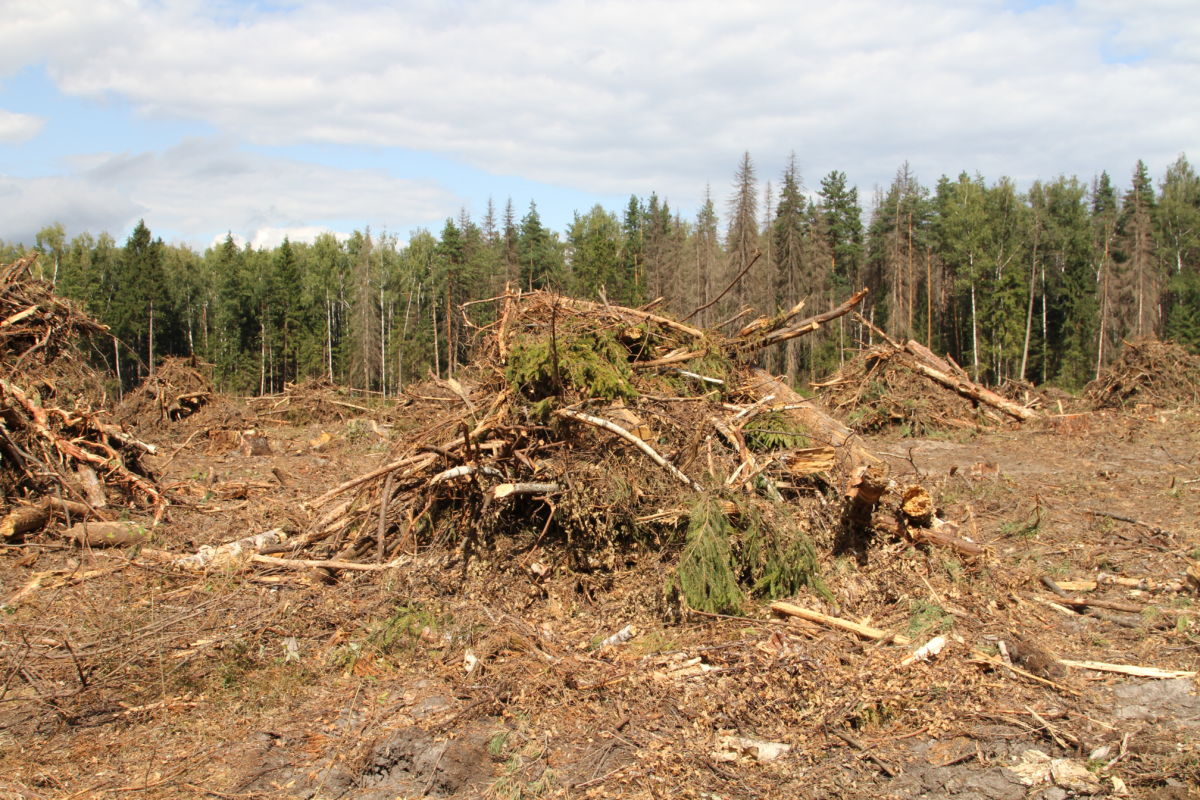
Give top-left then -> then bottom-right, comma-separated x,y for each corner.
0,254 -> 163,520
246,378 -> 386,425
116,355 -> 214,426
290,289 -> 875,600
817,338 -> 1037,434
1085,338 -> 1200,409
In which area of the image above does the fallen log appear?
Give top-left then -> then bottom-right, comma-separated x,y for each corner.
173,529 -> 288,570
743,369 -> 882,475
754,287 -> 870,348
0,503 -> 50,540
61,520 -> 152,548
1,496 -> 108,540
905,359 -> 1036,421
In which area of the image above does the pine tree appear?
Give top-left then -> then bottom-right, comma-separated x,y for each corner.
726,152 -> 759,316
691,187 -> 721,327
518,201 -> 562,290
818,170 -> 864,292
1115,160 -> 1159,339
1091,172 -> 1120,376
772,156 -> 807,380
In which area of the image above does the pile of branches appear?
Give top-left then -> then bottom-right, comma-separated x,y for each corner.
1086,339 -> 1200,409
817,329 -> 1036,434
284,288 -> 884,611
246,378 -> 383,424
117,355 -> 214,426
0,255 -> 164,528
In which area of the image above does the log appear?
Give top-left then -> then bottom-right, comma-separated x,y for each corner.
0,503 -> 51,540
0,496 -> 107,540
493,482 -> 561,499
249,553 -> 410,572
61,520 -> 152,548
77,465 -> 108,508
743,369 -> 882,475
908,524 -> 986,557
1041,577 -> 1145,613
174,529 -> 287,570
770,601 -> 912,646
904,359 -> 1036,421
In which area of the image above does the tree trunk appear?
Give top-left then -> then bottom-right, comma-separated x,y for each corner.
1020,219 -> 1039,381
970,278 -> 979,381
148,299 -> 155,378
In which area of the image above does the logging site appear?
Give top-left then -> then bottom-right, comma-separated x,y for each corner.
1,252 -> 1199,800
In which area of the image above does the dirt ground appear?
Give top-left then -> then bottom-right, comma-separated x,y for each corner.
2,403 -> 1198,799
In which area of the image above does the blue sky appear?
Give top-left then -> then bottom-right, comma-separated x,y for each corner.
1,0 -> 1196,251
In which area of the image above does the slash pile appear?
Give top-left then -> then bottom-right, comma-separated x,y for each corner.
1086,338 -> 1200,409
816,337 -> 1038,434
0,255 -> 163,531
292,289 -> 882,612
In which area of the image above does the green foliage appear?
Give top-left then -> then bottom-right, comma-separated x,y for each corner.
742,410 -> 809,452
906,599 -> 954,637
742,514 -> 830,601
674,498 -> 744,614
366,603 -> 443,656
505,328 -> 636,402
673,497 -> 828,614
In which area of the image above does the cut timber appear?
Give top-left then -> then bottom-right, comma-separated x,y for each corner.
744,369 -> 882,474
903,353 -> 1036,421
1058,659 -> 1196,679
77,465 -> 107,508
61,520 -> 152,548
770,601 -> 912,646
0,503 -> 50,540
250,553 -> 410,572
755,287 -> 869,347
909,524 -> 985,557
173,529 -> 287,570
1,496 -> 107,540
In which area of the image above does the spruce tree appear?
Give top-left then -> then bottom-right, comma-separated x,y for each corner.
726,152 -> 759,316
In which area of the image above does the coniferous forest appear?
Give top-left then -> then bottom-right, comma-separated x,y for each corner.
5,153 -> 1199,395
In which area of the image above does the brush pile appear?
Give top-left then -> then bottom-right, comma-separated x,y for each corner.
246,378 -> 385,425
817,337 -> 1037,434
286,289 -> 891,611
116,356 -> 214,427
0,255 -> 163,533
1086,338 -> 1200,409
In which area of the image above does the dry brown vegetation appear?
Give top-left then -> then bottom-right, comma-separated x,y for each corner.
2,261 -> 1198,800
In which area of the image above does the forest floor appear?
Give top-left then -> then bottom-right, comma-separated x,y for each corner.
2,400 -> 1198,800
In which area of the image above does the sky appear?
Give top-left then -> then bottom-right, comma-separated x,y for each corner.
0,0 -> 1197,251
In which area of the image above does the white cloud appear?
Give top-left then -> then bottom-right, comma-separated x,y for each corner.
2,0 -> 1197,224
0,109 -> 45,143
247,226 -> 352,250
2,137 -> 456,246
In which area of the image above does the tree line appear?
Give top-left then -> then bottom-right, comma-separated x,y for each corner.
5,152 -> 1198,395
